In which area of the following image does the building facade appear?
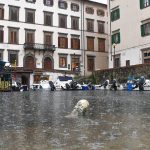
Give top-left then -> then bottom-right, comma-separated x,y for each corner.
108,0 -> 150,68
0,0 -> 108,87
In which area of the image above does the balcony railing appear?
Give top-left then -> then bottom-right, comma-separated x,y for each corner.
24,43 -> 56,52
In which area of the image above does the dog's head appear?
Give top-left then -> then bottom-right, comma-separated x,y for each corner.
74,99 -> 89,114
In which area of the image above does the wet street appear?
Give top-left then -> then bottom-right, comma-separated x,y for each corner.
0,90 -> 150,150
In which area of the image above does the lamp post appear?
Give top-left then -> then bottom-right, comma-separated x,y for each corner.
108,0 -> 112,61
73,53 -> 76,73
113,43 -> 116,68
52,45 -> 56,51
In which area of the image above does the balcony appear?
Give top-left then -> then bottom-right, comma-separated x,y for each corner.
24,43 -> 56,52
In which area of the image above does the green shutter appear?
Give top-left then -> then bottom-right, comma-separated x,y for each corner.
141,24 -> 145,37
149,0 -> 150,6
118,32 -> 120,43
140,0 -> 144,9
111,11 -> 114,21
117,9 -> 120,19
111,35 -> 114,44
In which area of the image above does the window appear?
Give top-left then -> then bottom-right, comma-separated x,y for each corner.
98,21 -> 104,33
9,6 -> 19,21
111,8 -> 120,22
59,14 -> 67,28
86,7 -> 94,14
8,27 -> 19,44
0,50 -> 3,60
114,55 -> 120,68
87,19 -> 94,32
26,0 -> 36,3
58,1 -> 67,9
71,36 -> 80,49
44,32 -> 52,45
112,32 -> 120,44
8,50 -> 18,66
141,22 -> 150,37
87,56 -> 95,71
98,38 -> 105,52
25,30 -> 35,43
126,60 -> 130,66
58,35 -> 68,48
43,0 -> 53,6
33,75 -> 40,83
97,9 -> 105,16
44,57 -> 52,70
44,12 -> 53,26
71,55 -> 80,71
24,55 -> 35,69
0,5 -> 4,20
140,0 -> 150,9
59,54 -> 67,68
87,37 -> 94,51
71,3 -> 79,12
0,26 -> 4,43
143,49 -> 150,64
71,17 -> 79,30
25,9 -> 35,23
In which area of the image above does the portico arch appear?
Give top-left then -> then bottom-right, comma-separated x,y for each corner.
24,53 -> 36,70
42,55 -> 54,71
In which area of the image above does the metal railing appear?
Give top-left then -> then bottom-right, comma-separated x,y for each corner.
24,43 -> 56,51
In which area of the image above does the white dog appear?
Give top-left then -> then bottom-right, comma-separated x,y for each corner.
72,99 -> 89,115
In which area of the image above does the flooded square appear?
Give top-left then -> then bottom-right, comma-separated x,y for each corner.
0,90 -> 150,150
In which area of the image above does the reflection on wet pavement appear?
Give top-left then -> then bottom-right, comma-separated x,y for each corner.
0,90 -> 150,150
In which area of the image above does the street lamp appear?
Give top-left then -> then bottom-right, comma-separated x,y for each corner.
73,53 -> 76,73
113,43 -> 116,68
52,45 -> 56,51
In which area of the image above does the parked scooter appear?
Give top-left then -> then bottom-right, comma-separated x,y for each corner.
100,79 -> 109,89
65,80 -> 80,90
138,76 -> 145,91
110,79 -> 117,91
49,81 -> 56,91
87,81 -> 95,90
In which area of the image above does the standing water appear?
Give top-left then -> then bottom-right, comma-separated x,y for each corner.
0,90 -> 150,150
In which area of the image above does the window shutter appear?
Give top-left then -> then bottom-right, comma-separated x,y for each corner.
111,12 -> 114,21
99,39 -> 105,52
10,31 -> 14,43
51,0 -> 53,5
71,38 -> 73,48
14,31 -> 17,44
87,37 -> 94,51
118,32 -> 120,43
141,24 -> 145,36
78,39 -> 80,49
2,8 -> 4,19
0,8 -> 4,19
117,9 -> 120,19
111,35 -> 114,44
45,35 -> 51,45
65,38 -> 68,48
33,0 -> 36,2
0,30 -> 3,42
140,0 -> 144,9
65,2 -> 68,9
58,37 -> 60,47
43,0 -> 46,4
46,15 -> 51,25
27,33 -> 34,43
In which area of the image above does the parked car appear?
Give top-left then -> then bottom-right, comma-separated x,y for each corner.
54,76 -> 73,90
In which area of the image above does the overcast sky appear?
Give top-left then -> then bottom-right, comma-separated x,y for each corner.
90,0 -> 107,4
